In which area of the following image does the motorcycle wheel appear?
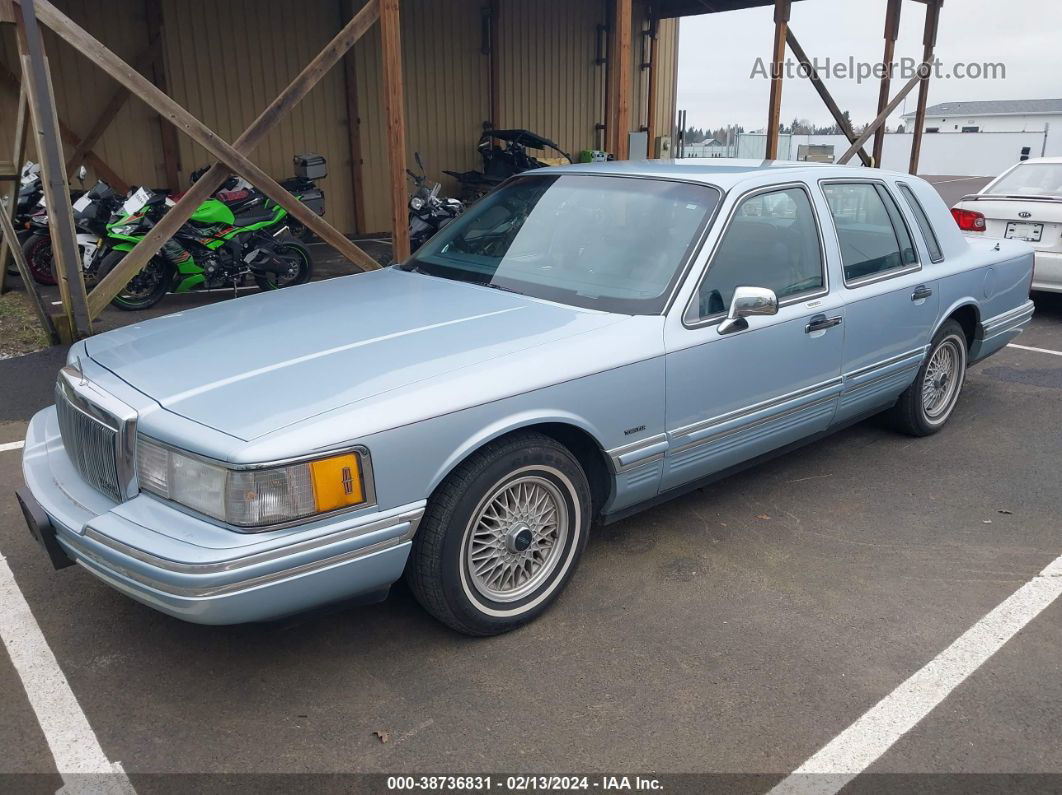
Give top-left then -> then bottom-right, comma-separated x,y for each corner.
97,250 -> 174,311
20,234 -> 58,285
254,242 -> 313,291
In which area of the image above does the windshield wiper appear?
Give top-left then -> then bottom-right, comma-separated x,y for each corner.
484,281 -> 522,295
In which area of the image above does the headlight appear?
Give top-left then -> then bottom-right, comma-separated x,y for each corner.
112,224 -> 137,235
409,197 -> 425,211
135,436 -> 371,529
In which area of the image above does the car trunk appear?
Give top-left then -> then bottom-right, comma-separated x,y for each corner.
957,197 -> 1062,254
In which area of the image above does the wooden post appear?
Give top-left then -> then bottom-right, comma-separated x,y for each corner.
873,0 -> 901,168
786,29 -> 871,166
380,0 -> 409,261
0,193 -> 58,342
145,0 -> 180,191
611,0 -> 631,160
909,0 -> 942,175
645,15 -> 658,157
13,0 -> 91,340
21,0 -> 384,317
341,0 -> 365,235
764,0 -> 791,160
0,80 -> 28,290
837,65 -> 927,165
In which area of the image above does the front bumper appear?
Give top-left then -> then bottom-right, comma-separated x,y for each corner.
1031,251 -> 1062,293
21,407 -> 424,625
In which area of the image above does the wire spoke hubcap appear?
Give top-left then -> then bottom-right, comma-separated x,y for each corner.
922,339 -> 962,419
465,474 -> 569,603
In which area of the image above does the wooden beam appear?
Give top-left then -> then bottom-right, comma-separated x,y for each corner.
786,29 -> 871,167
379,0 -> 409,261
764,0 -> 791,160
0,0 -> 13,24
19,0 -> 383,317
64,35 -> 160,178
13,0 -> 90,340
0,188 -> 58,341
873,0 -> 901,167
0,79 -> 28,291
837,64 -> 927,165
612,0 -> 632,160
144,0 -> 180,192
909,0 -> 942,175
341,0 -> 365,235
0,60 -> 128,191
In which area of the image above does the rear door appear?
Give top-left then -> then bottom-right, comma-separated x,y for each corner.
819,179 -> 939,424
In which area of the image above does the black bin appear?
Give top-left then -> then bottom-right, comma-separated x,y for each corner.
294,153 -> 327,180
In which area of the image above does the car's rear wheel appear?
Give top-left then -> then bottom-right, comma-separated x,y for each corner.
406,432 -> 591,636
889,319 -> 968,436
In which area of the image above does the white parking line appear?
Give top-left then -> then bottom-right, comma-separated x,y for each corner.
0,554 -> 135,793
0,440 -> 26,453
1008,343 -> 1062,358
769,553 -> 1062,795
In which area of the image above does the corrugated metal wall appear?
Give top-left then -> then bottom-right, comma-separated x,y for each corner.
160,0 -> 357,234
353,0 -> 489,233
0,0 -> 164,186
1,0 -> 679,238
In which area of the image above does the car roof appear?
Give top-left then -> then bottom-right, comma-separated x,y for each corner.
534,157 -> 916,189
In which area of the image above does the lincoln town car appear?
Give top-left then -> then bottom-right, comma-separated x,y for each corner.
18,161 -> 1035,635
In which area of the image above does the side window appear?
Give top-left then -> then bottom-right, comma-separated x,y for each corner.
897,183 -> 943,262
688,186 -> 824,321
821,182 -> 919,284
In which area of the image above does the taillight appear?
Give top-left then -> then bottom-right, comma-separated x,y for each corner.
951,207 -> 986,232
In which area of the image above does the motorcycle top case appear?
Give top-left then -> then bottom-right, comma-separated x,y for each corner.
294,153 -> 327,180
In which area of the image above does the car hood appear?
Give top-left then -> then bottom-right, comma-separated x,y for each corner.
87,268 -> 625,441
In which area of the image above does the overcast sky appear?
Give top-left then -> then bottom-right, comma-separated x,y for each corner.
676,0 -> 1062,132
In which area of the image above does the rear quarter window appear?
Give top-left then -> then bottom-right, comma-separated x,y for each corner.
897,183 -> 944,262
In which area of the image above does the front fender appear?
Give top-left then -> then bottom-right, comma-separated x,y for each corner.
427,409 -> 609,495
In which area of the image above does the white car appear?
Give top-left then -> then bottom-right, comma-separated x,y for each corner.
950,157 -> 1062,293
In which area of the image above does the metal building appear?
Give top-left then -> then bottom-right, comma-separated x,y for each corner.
1,0 -> 680,235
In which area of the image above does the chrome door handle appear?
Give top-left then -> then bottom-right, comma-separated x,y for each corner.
912,285 -> 933,301
805,314 -> 842,334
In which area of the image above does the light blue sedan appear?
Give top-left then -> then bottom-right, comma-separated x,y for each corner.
18,160 -> 1035,635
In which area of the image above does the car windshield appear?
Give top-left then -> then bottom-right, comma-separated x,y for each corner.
399,174 -> 721,314
988,163 -> 1062,197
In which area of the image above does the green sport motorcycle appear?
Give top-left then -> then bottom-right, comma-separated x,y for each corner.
96,186 -> 313,311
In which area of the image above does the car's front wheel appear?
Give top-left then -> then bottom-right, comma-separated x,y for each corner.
890,319 -> 968,436
406,432 -> 591,636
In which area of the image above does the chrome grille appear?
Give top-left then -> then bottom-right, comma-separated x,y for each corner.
54,382 -> 124,502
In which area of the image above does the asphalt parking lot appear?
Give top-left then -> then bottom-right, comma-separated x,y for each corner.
1,180 -> 1060,792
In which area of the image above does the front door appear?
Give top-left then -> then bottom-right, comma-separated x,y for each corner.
661,184 -> 846,492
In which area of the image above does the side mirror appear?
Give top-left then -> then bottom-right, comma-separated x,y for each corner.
718,286 -> 778,335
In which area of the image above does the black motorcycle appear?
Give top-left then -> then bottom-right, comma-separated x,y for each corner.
408,152 -> 463,253
17,165 -> 96,286
444,127 -> 572,203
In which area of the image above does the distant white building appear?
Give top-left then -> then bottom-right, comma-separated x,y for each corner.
681,139 -> 727,157
902,98 -> 1062,134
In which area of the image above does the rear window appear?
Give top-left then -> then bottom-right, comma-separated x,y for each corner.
897,183 -> 943,262
988,163 -> 1062,197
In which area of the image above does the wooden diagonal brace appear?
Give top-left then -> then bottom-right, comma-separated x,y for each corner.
837,64 -> 928,165
22,0 -> 383,318
0,185 -> 58,342
786,29 -> 872,167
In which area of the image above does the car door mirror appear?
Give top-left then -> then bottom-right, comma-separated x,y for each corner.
718,286 -> 778,335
